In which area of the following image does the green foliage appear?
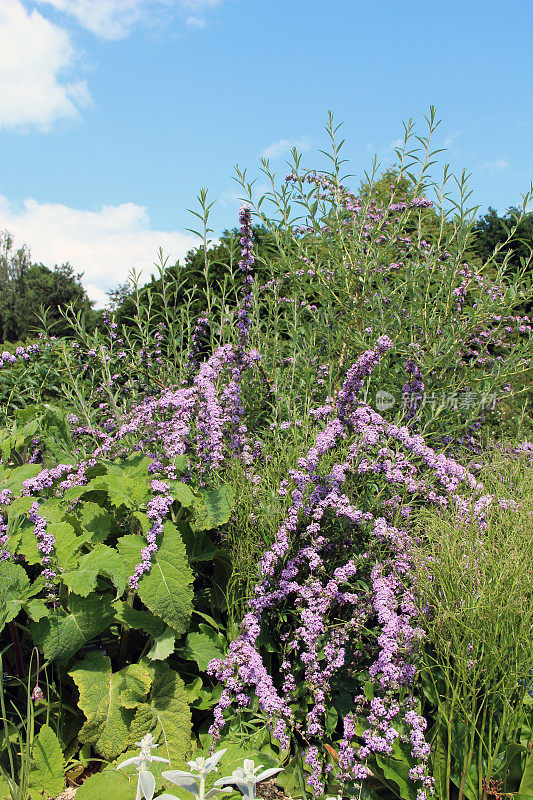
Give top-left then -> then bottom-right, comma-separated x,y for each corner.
411,451 -> 533,799
127,661 -> 192,763
27,724 -> 65,800
70,653 -> 152,760
0,231 -> 98,343
0,110 -> 531,800
117,523 -> 194,634
75,769 -> 134,800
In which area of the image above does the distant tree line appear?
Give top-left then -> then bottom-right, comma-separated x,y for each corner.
0,231 -> 98,342
1,175 -> 531,344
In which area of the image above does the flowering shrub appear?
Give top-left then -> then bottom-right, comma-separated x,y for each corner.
0,111 -> 531,800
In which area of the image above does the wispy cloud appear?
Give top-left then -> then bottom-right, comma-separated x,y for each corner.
388,137 -> 404,151
443,129 -> 461,147
261,137 -> 311,160
35,0 -> 148,40
180,0 -> 224,28
35,0 -> 224,40
0,194 -> 198,307
0,0 -> 91,131
480,159 -> 511,171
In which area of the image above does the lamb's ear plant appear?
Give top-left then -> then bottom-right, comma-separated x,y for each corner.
156,748 -> 283,800
116,733 -> 170,800
159,748 -> 230,800
213,759 -> 284,800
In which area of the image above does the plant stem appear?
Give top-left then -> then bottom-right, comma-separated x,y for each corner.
8,622 -> 24,680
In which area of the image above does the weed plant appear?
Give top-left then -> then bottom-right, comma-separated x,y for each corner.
411,451 -> 533,800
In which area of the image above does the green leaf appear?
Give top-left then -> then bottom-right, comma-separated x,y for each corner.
85,474 -> 149,510
5,495 -> 34,522
79,502 -> 113,544
0,464 -> 41,495
375,754 -> 418,800
28,724 -> 65,800
431,732 -> 448,800
0,561 -> 31,632
179,523 -> 226,564
63,544 -> 128,597
51,521 -> 88,571
191,485 -> 233,531
520,751 -> 533,796
183,631 -> 224,671
106,452 -> 152,479
32,593 -> 116,662
75,769 -> 133,800
24,598 -> 49,622
118,522 -> 194,634
168,481 -> 197,509
147,626 -> 176,661
129,661 -> 191,764
70,653 -> 151,760
112,601 -> 166,638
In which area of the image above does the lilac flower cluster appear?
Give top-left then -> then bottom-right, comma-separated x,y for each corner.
129,480 -> 173,591
28,502 -> 57,597
237,205 -> 255,350
207,332 -> 502,797
402,352 -> 425,423
0,489 -> 12,561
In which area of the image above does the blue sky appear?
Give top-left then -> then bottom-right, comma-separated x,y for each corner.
1,0 -> 532,306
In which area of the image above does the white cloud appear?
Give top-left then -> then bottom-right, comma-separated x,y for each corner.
443,129 -> 461,147
388,137 -> 404,151
480,159 -> 511,171
0,194 -> 198,308
0,0 -> 91,131
261,137 -> 311,160
36,0 -> 148,40
37,0 -> 224,38
180,0 -> 223,27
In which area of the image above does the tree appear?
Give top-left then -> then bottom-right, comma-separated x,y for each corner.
470,206 -> 533,271
0,231 -> 97,342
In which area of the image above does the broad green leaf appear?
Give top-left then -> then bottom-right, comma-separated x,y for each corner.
32,593 -> 115,662
115,533 -> 145,577
191,485 -> 233,531
129,661 -> 191,763
5,495 -> 34,522
112,600 -> 166,638
179,523 -> 225,563
174,454 -> 188,472
63,544 -> 128,597
50,522 -> 88,571
147,626 -> 176,661
24,598 -> 49,622
70,653 -> 151,760
118,523 -> 193,634
520,751 -> 533,797
39,500 -> 67,525
375,754 -> 418,800
28,724 -> 65,800
42,404 -> 73,451
0,561 -> 30,631
75,769 -> 133,800
0,464 -> 41,495
105,453 -> 152,479
183,631 -> 224,671
168,481 -> 197,509
79,501 -> 113,544
104,474 -> 150,510
431,732 -> 447,800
